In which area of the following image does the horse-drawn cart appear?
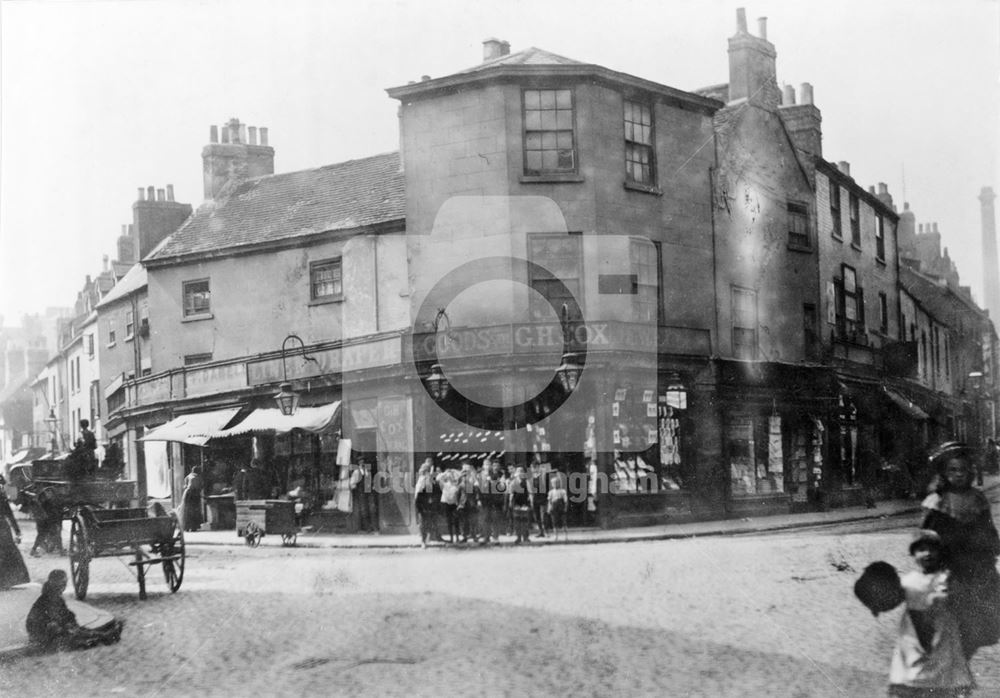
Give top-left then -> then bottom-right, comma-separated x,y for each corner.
25,457 -> 185,601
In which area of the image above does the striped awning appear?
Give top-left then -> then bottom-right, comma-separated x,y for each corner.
210,401 -> 341,438
139,408 -> 241,447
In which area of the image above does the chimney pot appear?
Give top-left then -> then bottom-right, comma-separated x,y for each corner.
799,82 -> 814,105
757,17 -> 767,40
260,127 -> 269,146
933,222 -> 939,233
249,126 -> 257,145
782,84 -> 796,105
156,188 -> 164,201
147,186 -> 155,201
103,255 -> 109,271
421,74 -> 431,81
904,202 -> 910,210
239,124 -> 247,144
166,184 -> 174,201
137,187 -> 144,202
121,224 -> 127,236
868,185 -> 876,195
209,125 -> 218,143
221,126 -> 230,144
837,161 -> 851,177
878,182 -> 888,195
736,7 -> 748,33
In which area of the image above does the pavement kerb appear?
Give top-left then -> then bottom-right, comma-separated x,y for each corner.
181,502 -> 926,551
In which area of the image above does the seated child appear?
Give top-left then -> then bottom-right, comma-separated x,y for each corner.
888,530 -> 973,697
26,570 -> 124,651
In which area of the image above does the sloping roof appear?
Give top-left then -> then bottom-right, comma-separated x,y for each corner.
454,47 -> 584,75
146,152 -> 405,263
96,264 -> 147,309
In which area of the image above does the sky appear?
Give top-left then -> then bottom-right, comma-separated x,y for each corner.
1,0 -> 998,326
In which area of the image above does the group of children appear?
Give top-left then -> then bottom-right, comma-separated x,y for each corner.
857,442 -> 1000,697
413,457 -> 570,548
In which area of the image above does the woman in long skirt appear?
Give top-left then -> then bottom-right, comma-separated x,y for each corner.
0,482 -> 30,589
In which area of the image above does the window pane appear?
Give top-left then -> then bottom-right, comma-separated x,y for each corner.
524,90 -> 540,109
540,90 -> 556,109
525,132 -> 542,149
556,90 -> 571,108
557,149 -> 574,170
557,131 -> 573,149
540,110 -> 557,130
525,111 -> 541,130
526,151 -> 542,172
556,110 -> 572,130
542,150 -> 559,171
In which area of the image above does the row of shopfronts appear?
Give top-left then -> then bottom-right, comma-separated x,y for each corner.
106,321 -> 962,534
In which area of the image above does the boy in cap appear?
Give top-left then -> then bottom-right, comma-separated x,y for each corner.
887,530 -> 973,697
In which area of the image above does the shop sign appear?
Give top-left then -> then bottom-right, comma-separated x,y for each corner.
247,337 -> 400,385
185,362 -> 247,397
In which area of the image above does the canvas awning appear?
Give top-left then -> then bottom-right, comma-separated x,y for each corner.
210,401 -> 341,438
883,388 -> 930,421
139,408 -> 241,447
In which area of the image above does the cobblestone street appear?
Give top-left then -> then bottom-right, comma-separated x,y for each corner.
3,509 -> 999,697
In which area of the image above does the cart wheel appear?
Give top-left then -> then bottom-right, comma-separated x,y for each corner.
69,514 -> 90,600
162,512 -> 185,593
281,533 -> 297,547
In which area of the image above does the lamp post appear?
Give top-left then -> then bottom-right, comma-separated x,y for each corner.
44,408 -> 59,456
274,334 -> 319,417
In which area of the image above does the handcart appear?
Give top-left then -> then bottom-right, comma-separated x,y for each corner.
236,499 -> 298,547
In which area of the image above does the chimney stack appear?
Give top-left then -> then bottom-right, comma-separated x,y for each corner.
782,84 -> 796,105
980,186 -> 1000,321
166,184 -> 174,201
780,81 -> 821,156
728,8 -> 778,105
837,161 -> 851,177
482,38 -> 511,62
157,188 -> 165,201
876,182 -> 894,210
137,187 -> 144,202
147,186 -> 155,201
133,184 -> 193,259
757,17 -> 767,40
202,117 -> 275,200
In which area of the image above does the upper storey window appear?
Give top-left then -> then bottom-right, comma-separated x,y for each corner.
523,89 -> 576,175
624,100 -> 654,186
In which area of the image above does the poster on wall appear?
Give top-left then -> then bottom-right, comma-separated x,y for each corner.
143,441 -> 170,499
767,415 -> 785,492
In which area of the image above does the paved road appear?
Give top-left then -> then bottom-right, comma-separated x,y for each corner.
3,513 -> 999,698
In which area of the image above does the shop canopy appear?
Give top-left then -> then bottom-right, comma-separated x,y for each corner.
139,408 -> 242,447
210,401 -> 341,438
883,388 -> 930,421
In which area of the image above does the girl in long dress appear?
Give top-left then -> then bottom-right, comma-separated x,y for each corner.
0,481 -> 30,589
921,442 -> 1000,660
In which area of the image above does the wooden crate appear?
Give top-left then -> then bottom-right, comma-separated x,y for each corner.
236,500 -> 296,536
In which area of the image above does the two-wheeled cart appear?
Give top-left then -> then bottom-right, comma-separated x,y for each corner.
27,458 -> 185,601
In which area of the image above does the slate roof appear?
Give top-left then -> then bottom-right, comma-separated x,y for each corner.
96,264 -> 147,309
146,152 -> 405,263
453,47 -> 584,75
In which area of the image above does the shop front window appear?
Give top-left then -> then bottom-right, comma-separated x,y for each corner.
608,382 -> 687,494
727,411 -> 786,495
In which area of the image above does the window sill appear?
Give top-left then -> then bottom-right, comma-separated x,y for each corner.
106,343 -> 116,349
125,335 -> 134,343
182,313 -> 214,323
519,174 -> 585,184
787,243 -> 812,253
876,257 -> 887,267
623,181 -> 662,196
832,234 -> 843,243
850,243 -> 862,252
308,296 -> 344,307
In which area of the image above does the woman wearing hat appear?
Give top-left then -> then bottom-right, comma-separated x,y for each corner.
921,442 -> 1000,660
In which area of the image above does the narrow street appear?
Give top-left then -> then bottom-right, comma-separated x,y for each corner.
3,503 -> 999,697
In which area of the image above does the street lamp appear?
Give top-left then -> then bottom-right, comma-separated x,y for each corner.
554,303 -> 584,393
424,309 -> 452,402
44,408 -> 59,455
274,334 -> 319,416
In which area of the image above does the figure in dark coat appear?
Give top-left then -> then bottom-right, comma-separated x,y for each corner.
26,570 -> 123,651
0,482 -> 30,588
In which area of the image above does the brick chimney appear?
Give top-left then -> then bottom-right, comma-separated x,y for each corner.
133,184 -> 193,259
876,182 -> 894,211
981,186 -> 1000,322
728,8 -> 779,107
779,81 -> 822,157
202,117 -> 275,200
116,224 -> 137,264
482,38 -> 510,62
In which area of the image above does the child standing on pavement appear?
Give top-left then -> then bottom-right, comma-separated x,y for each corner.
887,530 -> 974,697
